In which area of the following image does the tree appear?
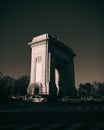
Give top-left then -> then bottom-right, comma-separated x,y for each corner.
93,82 -> 104,97
78,83 -> 92,99
0,74 -> 30,101
0,75 -> 15,101
78,83 -> 85,99
0,72 -> 3,78
13,75 -> 29,96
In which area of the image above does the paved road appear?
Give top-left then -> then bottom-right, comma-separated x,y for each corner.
0,122 -> 104,130
0,102 -> 104,130
0,111 -> 104,130
1,102 -> 104,112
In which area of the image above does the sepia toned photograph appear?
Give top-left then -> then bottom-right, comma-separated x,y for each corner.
0,0 -> 104,129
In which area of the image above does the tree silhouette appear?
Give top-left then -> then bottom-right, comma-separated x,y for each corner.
0,74 -> 29,101
0,75 -> 14,101
13,75 -> 29,96
78,83 -> 92,99
92,82 -> 104,97
0,72 -> 3,78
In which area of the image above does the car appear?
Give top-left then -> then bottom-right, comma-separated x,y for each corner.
32,95 -> 47,102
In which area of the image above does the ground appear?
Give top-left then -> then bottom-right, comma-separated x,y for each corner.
0,101 -> 104,130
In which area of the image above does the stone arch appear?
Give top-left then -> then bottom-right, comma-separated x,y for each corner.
28,34 -> 76,97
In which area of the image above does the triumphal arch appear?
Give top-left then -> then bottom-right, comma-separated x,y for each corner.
27,34 -> 76,97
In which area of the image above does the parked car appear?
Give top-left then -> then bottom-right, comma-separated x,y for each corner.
32,95 -> 47,102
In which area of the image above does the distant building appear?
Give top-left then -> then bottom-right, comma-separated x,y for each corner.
27,34 -> 76,97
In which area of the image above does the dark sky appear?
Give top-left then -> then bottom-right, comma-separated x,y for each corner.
0,0 -> 104,86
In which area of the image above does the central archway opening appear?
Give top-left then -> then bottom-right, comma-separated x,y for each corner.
55,68 -> 60,94
55,62 -> 67,96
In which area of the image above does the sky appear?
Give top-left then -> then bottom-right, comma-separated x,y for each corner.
0,0 -> 104,87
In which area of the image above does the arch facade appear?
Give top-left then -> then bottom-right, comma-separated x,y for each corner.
27,34 -> 76,96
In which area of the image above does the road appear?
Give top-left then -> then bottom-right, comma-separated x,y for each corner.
0,101 -> 104,129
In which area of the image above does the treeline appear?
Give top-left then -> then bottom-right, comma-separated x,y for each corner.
0,73 -> 29,102
0,72 -> 104,102
77,82 -> 104,99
